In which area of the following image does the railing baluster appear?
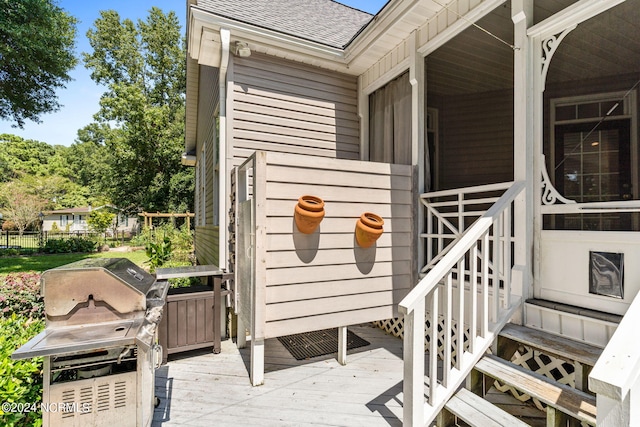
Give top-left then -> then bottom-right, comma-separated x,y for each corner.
503,207 -> 511,308
429,287 -> 439,405
443,273 -> 453,387
456,256 -> 465,369
469,242 -> 478,353
492,218 -> 501,323
481,231 -> 489,337
403,300 -> 425,427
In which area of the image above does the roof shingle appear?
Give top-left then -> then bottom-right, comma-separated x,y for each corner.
196,0 -> 374,49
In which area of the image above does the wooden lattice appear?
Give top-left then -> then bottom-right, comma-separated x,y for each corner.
375,320 -> 587,424
493,345 -> 576,411
374,317 -> 470,362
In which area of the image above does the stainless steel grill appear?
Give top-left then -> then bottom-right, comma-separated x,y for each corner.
12,258 -> 169,427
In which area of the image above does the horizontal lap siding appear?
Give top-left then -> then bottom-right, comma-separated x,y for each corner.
195,65 -> 219,266
195,226 -> 219,266
231,54 -> 360,164
260,152 -> 414,338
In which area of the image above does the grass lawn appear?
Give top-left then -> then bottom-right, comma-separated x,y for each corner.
0,250 -> 149,275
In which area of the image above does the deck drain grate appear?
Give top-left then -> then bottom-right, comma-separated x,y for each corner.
277,328 -> 370,360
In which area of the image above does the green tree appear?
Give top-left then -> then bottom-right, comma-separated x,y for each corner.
83,8 -> 193,214
0,0 -> 77,127
87,210 -> 115,235
0,134 -> 58,178
0,182 -> 47,234
65,131 -> 110,192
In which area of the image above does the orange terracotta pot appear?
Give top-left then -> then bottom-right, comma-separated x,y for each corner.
355,212 -> 384,248
294,195 -> 325,234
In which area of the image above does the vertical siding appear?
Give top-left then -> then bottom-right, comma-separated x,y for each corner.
230,53 -> 360,165
195,64 -> 220,266
435,88 -> 514,189
254,152 -> 416,338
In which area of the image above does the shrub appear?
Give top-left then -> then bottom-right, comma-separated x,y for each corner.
42,237 -> 96,254
0,249 -> 21,257
145,237 -> 172,272
0,273 -> 44,319
133,224 -> 194,268
0,315 -> 44,427
0,248 -> 37,257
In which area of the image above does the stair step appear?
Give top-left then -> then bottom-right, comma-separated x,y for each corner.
499,323 -> 602,366
475,354 -> 596,425
444,388 -> 529,427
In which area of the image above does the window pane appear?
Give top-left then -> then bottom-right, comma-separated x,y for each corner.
577,102 -> 600,119
556,105 -> 575,121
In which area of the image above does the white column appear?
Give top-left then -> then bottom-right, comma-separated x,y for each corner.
218,28 -> 230,271
409,30 -> 426,280
511,0 -> 534,314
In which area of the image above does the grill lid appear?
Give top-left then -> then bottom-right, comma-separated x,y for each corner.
41,258 -> 155,317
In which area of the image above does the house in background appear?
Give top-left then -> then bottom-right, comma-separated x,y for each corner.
184,0 -> 640,424
42,205 -> 139,235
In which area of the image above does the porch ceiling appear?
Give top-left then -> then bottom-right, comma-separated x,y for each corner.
427,0 -> 640,96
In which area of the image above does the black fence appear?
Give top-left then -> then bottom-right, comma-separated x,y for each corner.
0,230 -> 133,250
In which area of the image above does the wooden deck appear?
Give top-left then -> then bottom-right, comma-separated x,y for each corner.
152,324 -> 405,426
152,322 -> 546,426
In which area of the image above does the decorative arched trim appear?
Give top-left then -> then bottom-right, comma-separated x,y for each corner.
540,26 -> 576,90
541,155 -> 576,206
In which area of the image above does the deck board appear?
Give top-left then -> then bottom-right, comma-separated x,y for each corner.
153,324 -> 405,426
153,323 -> 550,426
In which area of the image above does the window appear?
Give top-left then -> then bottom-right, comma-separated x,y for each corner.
549,91 -> 637,230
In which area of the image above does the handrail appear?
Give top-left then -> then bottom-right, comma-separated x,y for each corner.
399,180 -> 525,426
402,181 -> 525,314
421,181 -> 514,199
590,290 -> 640,424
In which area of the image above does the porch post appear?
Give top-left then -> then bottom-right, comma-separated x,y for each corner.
409,30 -> 425,279
511,0 -> 534,315
218,28 -> 230,271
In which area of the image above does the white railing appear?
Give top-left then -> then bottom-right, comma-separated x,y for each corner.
590,291 -> 640,426
421,182 -> 513,273
399,181 -> 525,426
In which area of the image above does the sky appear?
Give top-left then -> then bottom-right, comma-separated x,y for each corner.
0,0 -> 389,147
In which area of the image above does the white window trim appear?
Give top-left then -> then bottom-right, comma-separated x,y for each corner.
549,90 -> 638,201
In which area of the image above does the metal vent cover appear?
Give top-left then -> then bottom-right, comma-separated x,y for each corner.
48,372 -> 136,426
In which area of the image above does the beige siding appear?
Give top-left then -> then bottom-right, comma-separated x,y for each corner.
248,152 -> 416,339
230,54 -> 360,165
195,226 -> 219,266
435,88 -> 514,189
195,64 -> 220,266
